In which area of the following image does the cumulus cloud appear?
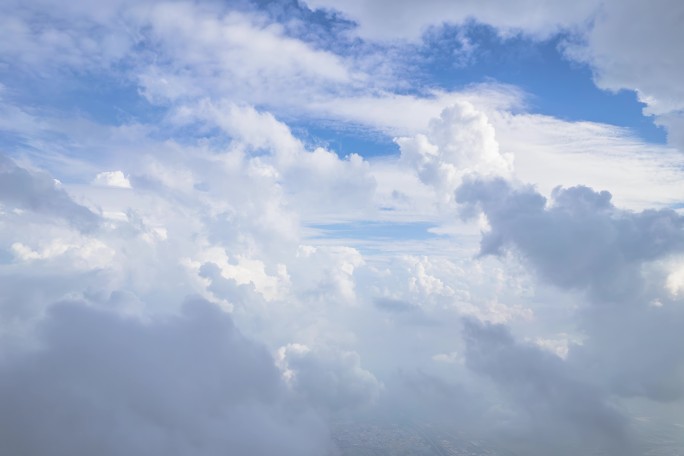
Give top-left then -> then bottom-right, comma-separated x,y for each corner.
170,100 -> 377,221
2,0 -> 683,453
457,177 -> 684,299
457,177 -> 684,402
398,102 -> 513,204
0,298 -> 333,456
564,0 -> 684,115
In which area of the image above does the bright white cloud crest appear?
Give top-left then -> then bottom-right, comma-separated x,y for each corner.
1,0 -> 684,455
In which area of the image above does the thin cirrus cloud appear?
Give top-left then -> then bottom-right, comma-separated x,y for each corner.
1,1 -> 684,455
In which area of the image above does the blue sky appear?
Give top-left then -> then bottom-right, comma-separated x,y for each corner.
1,1 -> 684,455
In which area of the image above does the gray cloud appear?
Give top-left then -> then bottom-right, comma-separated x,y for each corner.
463,317 -> 634,456
278,344 -> 383,415
0,154 -> 99,232
0,298 -> 332,456
457,177 -> 684,302
457,177 -> 684,403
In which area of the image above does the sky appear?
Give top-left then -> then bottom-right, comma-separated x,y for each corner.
1,1 -> 684,455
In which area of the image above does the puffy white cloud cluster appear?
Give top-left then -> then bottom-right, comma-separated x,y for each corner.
398,101 -> 513,204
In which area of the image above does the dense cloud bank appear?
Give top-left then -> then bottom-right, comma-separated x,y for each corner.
463,318 -> 634,456
1,0 -> 684,455
0,299 -> 332,456
456,178 -> 684,451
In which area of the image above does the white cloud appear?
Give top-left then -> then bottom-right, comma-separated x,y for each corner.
492,112 -> 684,210
2,1 -> 684,453
93,170 -> 132,189
135,3 -> 355,106
11,238 -> 115,268
169,100 -> 377,222
398,101 -> 513,203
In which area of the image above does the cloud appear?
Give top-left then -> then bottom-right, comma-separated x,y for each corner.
135,3 -> 354,106
463,317 -> 634,456
304,0 -> 599,41
491,112 -> 684,210
0,298 -> 332,456
564,0 -> 684,116
398,101 -> 512,203
0,0 -> 132,70
1,0 -> 683,453
276,343 -> 383,413
170,100 -> 377,222
559,0 -> 684,152
304,0 -> 684,154
457,177 -> 684,402
93,170 -> 132,189
457,177 -> 684,299
0,154 -> 99,232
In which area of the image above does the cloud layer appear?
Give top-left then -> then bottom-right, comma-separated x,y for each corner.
1,0 -> 683,455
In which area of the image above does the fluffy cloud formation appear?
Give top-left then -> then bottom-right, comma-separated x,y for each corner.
2,0 -> 684,454
457,178 -> 684,403
565,0 -> 684,118
398,102 -> 512,203
93,170 -> 132,188
457,178 -> 684,301
0,298 -> 332,456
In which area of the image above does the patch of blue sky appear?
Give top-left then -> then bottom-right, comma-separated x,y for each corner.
414,23 -> 666,143
0,64 -> 164,129
259,3 -> 666,158
253,0 -> 360,55
290,122 -> 399,158
308,221 -> 444,242
0,131 -> 31,152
